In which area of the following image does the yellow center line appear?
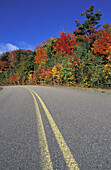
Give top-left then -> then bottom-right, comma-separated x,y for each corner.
25,88 -> 53,170
30,88 -> 79,170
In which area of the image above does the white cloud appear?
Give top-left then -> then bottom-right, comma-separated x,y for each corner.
0,51 -> 3,55
0,43 -> 19,55
6,43 -> 19,51
18,41 -> 35,51
0,42 -> 35,55
19,41 -> 27,46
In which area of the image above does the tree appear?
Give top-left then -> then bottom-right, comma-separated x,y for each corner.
43,37 -> 57,68
54,32 -> 77,57
35,44 -> 47,65
93,28 -> 111,55
0,61 -> 8,72
74,5 -> 102,36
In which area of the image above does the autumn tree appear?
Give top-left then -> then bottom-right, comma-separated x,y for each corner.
0,61 -> 8,72
103,23 -> 111,32
35,43 -> 47,66
43,37 -> 57,68
93,28 -> 111,56
54,32 -> 77,57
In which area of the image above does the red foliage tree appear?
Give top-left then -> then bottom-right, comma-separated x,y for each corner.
54,32 -> 77,56
0,61 -> 8,72
10,74 -> 19,85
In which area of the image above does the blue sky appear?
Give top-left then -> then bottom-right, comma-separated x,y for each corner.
0,0 -> 111,54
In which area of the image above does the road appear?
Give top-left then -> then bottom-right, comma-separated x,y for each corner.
0,86 -> 111,170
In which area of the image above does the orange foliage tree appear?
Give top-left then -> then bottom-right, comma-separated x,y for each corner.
35,44 -> 47,66
93,29 -> 111,55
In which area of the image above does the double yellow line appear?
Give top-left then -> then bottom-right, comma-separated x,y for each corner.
25,87 -> 79,170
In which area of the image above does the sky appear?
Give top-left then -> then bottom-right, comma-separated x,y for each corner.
0,0 -> 111,54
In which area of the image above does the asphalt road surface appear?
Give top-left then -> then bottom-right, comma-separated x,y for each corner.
0,86 -> 111,170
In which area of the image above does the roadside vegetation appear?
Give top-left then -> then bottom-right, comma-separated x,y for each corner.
0,6 -> 111,89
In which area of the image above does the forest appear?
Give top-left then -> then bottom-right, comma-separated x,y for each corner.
0,6 -> 111,88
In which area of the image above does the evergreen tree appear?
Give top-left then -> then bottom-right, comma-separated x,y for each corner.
74,5 -> 102,36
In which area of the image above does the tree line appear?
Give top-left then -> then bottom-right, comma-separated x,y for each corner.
0,5 -> 111,88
